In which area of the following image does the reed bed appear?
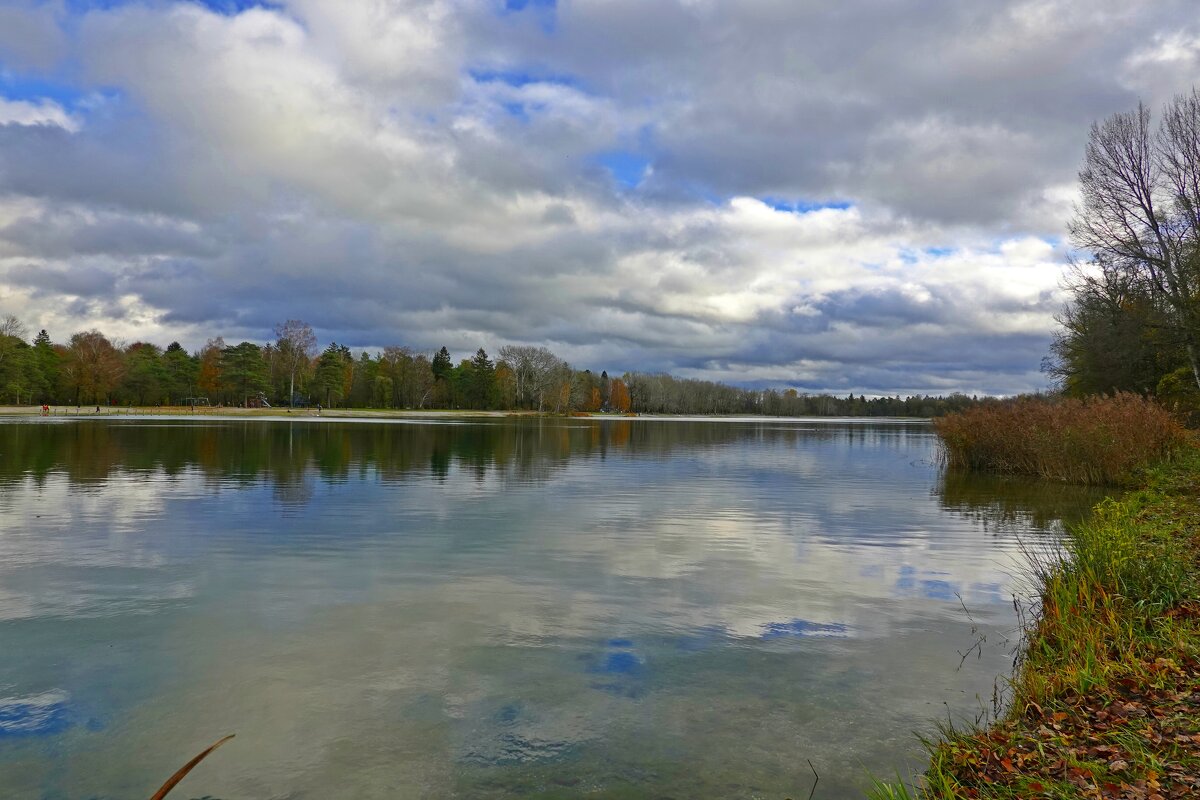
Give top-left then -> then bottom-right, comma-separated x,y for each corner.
934,393 -> 1186,485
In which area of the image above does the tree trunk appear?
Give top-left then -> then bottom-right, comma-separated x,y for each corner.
1186,341 -> 1200,390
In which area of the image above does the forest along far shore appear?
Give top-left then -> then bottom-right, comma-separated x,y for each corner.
0,318 -> 992,418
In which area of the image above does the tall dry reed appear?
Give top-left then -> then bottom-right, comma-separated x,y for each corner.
933,392 -> 1184,485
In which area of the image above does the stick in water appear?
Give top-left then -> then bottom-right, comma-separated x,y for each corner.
149,734 -> 235,800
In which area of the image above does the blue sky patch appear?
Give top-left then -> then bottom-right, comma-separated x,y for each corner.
0,73 -> 86,108
596,151 -> 650,189
187,0 -> 283,14
501,101 -> 529,121
504,0 -> 557,11
63,0 -> 133,11
763,198 -> 853,214
500,0 -> 557,33
63,0 -> 281,13
469,68 -> 580,89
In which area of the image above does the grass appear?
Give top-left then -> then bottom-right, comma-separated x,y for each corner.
871,444 -> 1200,799
933,393 -> 1186,485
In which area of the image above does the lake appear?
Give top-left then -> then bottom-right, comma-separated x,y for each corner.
0,417 -> 1103,799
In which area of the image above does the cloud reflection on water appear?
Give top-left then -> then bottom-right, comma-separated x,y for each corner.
0,418 -> 1103,799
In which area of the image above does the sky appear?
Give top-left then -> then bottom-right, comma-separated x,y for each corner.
0,0 -> 1198,396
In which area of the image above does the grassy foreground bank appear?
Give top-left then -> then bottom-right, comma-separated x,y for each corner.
874,444 -> 1200,799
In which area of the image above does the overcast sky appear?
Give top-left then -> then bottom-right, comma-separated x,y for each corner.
1,0 -> 1198,395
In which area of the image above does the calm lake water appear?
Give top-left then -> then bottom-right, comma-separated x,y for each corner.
0,417 -> 1104,799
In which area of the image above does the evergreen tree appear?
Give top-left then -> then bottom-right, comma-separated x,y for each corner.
350,351 -> 378,407
162,342 -> 198,403
466,348 -> 496,409
31,330 -> 58,402
432,346 -> 452,381
220,342 -> 269,404
431,346 -> 453,407
313,342 -> 349,407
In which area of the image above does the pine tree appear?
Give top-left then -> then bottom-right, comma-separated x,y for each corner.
432,347 -> 452,381
31,330 -> 58,402
431,346 -> 454,408
313,342 -> 349,407
220,342 -> 269,405
467,348 -> 496,409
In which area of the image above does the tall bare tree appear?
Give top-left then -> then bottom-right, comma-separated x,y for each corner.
0,315 -> 26,339
274,319 -> 317,407
497,345 -> 569,410
1070,93 -> 1200,388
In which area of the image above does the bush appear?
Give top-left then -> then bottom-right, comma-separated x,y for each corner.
1156,366 -> 1200,425
933,392 -> 1185,485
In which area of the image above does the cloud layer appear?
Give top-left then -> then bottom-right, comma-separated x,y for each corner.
1,0 -> 1198,394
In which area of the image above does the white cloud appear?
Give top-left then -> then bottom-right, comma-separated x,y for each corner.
0,97 -> 76,131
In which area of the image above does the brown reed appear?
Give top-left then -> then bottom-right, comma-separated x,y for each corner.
933,392 -> 1186,485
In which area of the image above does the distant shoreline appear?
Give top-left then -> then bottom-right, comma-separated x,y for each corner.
0,405 -> 532,419
0,405 -> 930,423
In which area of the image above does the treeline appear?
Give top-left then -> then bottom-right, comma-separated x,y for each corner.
0,315 -> 983,416
1044,90 -> 1200,417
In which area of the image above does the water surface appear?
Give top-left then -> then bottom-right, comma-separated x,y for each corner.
0,417 -> 1103,798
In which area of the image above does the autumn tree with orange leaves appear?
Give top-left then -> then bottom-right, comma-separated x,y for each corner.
609,378 -> 631,413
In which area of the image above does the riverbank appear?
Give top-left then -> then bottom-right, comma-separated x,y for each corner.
875,444 -> 1200,799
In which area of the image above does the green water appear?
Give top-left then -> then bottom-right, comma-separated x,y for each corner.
0,417 -> 1103,799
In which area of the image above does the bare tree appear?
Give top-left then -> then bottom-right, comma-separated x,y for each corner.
0,315 -> 27,339
497,345 -> 570,410
1070,93 -> 1200,388
273,319 -> 317,407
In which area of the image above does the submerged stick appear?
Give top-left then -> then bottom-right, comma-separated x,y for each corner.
149,734 -> 235,800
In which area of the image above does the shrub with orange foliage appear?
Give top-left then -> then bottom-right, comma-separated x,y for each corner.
933,392 -> 1186,485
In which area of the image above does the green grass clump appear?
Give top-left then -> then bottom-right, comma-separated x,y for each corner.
934,393 -> 1186,485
